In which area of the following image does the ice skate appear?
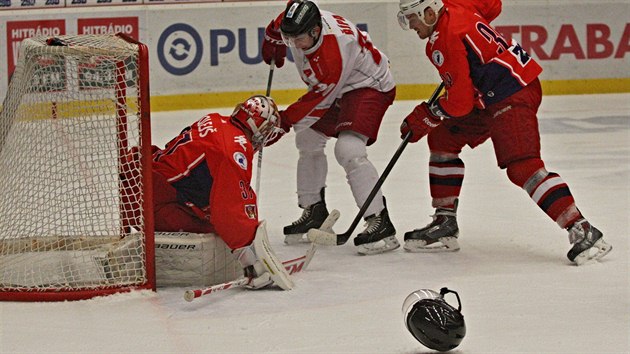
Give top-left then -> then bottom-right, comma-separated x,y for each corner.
566,219 -> 612,265
403,205 -> 460,253
354,201 -> 399,255
234,221 -> 294,290
284,188 -> 329,245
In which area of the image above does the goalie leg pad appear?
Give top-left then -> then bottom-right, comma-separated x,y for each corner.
253,221 -> 294,290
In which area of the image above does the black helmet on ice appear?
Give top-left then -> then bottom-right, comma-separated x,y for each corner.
402,287 -> 466,352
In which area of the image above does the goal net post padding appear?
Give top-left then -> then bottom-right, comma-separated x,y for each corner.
0,33 -> 155,301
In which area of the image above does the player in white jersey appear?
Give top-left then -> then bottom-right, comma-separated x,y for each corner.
262,0 -> 399,255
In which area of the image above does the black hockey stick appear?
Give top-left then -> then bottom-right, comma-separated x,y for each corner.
307,82 -> 445,246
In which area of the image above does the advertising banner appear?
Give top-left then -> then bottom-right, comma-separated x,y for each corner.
6,19 -> 65,75
65,0 -> 139,7
0,0 -> 628,105
0,0 -> 63,10
77,16 -> 139,39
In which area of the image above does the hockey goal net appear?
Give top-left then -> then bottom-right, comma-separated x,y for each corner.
0,34 -> 154,301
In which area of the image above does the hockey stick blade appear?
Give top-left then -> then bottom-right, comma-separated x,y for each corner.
183,278 -> 249,302
305,209 -> 341,246
308,227 -> 349,246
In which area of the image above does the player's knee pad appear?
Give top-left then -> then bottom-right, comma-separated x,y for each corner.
295,128 -> 328,152
506,158 -> 546,190
298,149 -> 326,160
334,131 -> 369,172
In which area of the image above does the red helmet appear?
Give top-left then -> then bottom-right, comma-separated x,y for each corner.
231,95 -> 281,151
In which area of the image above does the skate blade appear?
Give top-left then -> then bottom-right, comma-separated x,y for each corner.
403,237 -> 460,253
357,236 -> 400,255
573,238 -> 612,266
284,233 -> 309,245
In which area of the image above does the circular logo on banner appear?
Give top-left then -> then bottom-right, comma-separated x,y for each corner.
157,23 -> 203,76
432,50 -> 444,67
233,152 -> 248,170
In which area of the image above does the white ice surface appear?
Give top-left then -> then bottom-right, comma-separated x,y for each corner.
1,93 -> 628,354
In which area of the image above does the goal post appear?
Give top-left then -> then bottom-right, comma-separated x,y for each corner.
0,33 -> 155,301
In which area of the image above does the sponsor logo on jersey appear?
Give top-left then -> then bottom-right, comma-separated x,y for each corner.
432,50 -> 444,67
244,204 -> 257,219
233,152 -> 247,170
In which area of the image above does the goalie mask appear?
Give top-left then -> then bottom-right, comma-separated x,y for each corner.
402,287 -> 466,352
398,0 -> 444,29
231,95 -> 281,151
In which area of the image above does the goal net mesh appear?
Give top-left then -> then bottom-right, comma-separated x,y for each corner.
0,34 -> 153,300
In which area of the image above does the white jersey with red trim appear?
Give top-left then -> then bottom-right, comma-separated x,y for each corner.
282,10 -> 395,125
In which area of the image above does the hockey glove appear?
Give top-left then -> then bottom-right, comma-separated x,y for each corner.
400,102 -> 442,143
262,20 -> 287,68
264,111 -> 292,147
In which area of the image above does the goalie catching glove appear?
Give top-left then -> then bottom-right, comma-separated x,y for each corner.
400,102 -> 443,142
233,220 -> 294,290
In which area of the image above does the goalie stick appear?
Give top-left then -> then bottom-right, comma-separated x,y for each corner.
183,248 -> 309,302
307,82 -> 445,246
254,58 -> 276,201
184,209 -> 340,302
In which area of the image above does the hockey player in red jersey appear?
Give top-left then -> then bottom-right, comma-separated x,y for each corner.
122,96 -> 293,289
261,0 -> 398,255
396,0 -> 612,265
